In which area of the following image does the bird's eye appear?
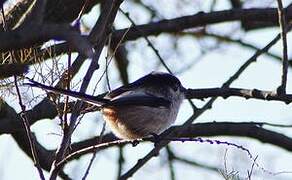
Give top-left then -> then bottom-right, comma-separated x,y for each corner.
172,84 -> 179,91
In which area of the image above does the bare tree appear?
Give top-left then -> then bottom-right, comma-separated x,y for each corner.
1,0 -> 292,179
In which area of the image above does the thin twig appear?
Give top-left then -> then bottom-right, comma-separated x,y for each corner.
81,122 -> 106,180
166,146 -> 176,180
116,146 -> 125,179
14,76 -> 45,180
21,0 -> 47,25
188,31 -> 284,61
56,139 -> 132,169
247,155 -> 258,180
62,49 -> 72,131
55,121 -> 292,167
56,135 -> 292,177
119,9 -> 173,73
173,153 -> 220,173
92,25 -> 132,93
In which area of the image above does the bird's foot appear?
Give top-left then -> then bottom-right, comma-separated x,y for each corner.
131,139 -> 139,147
149,133 -> 161,147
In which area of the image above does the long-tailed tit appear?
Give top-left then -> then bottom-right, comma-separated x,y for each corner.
26,72 -> 186,139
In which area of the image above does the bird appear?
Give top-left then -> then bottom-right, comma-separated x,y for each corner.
25,72 -> 186,139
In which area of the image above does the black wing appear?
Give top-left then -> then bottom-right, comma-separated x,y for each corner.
106,84 -> 137,99
103,93 -> 171,108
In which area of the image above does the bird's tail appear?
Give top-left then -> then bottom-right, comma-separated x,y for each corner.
24,80 -> 109,106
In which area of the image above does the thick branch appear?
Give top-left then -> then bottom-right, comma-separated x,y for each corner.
0,0 -> 101,31
0,23 -> 93,58
0,98 -> 57,134
4,6 -> 291,67
276,0 -> 289,94
112,6 -> 292,44
186,87 -> 292,104
44,0 -> 101,23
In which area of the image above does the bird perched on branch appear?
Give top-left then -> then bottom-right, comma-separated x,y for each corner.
25,72 -> 186,139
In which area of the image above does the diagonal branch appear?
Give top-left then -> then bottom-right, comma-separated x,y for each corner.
20,0 -> 47,26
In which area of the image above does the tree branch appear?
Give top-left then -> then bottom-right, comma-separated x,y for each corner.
56,122 -> 292,171
112,6 -> 292,44
0,23 -> 94,58
186,87 -> 292,104
3,6 -> 292,68
276,0 -> 289,94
